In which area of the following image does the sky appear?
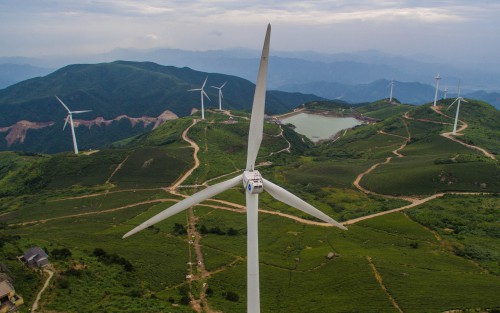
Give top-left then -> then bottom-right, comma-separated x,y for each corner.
1,0 -> 500,67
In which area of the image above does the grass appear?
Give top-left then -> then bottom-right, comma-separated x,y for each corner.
0,189 -> 170,224
110,145 -> 192,189
407,194 -> 500,274
185,121 -> 289,184
0,104 -> 498,312
1,188 -> 499,312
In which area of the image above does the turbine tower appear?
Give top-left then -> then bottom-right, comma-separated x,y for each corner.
211,82 -> 227,111
447,81 -> 467,135
389,79 -> 394,102
443,87 -> 448,100
189,77 -> 210,119
55,96 -> 92,154
433,73 -> 441,107
123,24 -> 346,313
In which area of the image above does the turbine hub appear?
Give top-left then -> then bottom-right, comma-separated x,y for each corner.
243,170 -> 263,194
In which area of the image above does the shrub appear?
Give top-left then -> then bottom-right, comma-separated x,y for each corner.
92,248 -> 134,272
173,223 -> 187,235
180,295 -> 190,305
225,291 -> 240,302
51,248 -> 72,260
57,277 -> 70,289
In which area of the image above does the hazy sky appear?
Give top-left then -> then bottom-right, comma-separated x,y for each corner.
1,0 -> 499,65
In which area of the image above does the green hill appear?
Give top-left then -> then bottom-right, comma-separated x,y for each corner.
0,61 -> 323,153
0,104 -> 499,313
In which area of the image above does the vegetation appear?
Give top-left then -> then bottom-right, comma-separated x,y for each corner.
0,100 -> 498,312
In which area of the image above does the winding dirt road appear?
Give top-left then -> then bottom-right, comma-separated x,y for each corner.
31,268 -> 54,312
347,106 -> 498,225
9,108 -> 498,312
171,119 -> 200,189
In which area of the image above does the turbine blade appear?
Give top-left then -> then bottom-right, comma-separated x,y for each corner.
55,95 -> 71,112
123,175 -> 242,238
221,81 -> 227,88
63,115 -> 70,130
263,178 -> 347,230
246,24 -> 271,171
203,90 -> 211,101
72,110 -> 92,114
201,76 -> 208,89
447,98 -> 459,111
188,88 -> 201,92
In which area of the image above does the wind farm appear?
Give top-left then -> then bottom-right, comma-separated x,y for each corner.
55,95 -> 92,154
447,81 -> 468,135
189,77 -> 211,120
211,82 -> 227,111
389,79 -> 394,102
433,73 -> 441,107
0,5 -> 499,313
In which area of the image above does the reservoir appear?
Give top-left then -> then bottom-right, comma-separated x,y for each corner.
281,113 -> 362,142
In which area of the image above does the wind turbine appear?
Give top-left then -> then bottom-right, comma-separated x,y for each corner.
55,96 -> 92,154
123,24 -> 346,313
447,81 -> 467,135
189,77 -> 210,119
433,73 -> 441,107
443,87 -> 448,100
211,82 -> 227,111
389,79 -> 394,102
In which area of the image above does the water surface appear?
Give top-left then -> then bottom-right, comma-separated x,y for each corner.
281,113 -> 362,142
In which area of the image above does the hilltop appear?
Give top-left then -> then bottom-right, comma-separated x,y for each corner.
0,61 -> 322,153
0,100 -> 498,312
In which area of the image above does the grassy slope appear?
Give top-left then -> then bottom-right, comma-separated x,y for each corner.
0,105 -> 499,312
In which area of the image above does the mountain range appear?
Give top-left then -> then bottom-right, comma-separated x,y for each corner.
2,48 -> 499,108
0,61 -> 322,153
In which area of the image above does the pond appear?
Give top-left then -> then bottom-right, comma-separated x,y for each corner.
281,113 -> 362,142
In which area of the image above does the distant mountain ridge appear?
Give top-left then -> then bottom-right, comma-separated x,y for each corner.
2,48 -> 499,108
0,63 -> 53,89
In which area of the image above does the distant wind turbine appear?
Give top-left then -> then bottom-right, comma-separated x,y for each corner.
447,81 -> 467,135
123,24 -> 346,313
443,87 -> 448,100
389,79 -> 394,102
189,77 -> 210,119
211,82 -> 227,111
433,73 -> 441,107
55,96 -> 92,154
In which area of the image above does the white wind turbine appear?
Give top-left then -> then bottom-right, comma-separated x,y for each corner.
189,77 -> 210,119
443,87 -> 448,100
447,81 -> 467,135
211,81 -> 227,111
389,79 -> 394,102
55,96 -> 92,154
433,73 -> 441,107
123,25 -> 346,313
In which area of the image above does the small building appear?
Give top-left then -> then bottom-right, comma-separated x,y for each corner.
0,279 -> 23,313
21,247 -> 49,268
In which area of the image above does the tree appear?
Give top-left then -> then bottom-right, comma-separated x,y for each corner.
225,291 -> 239,302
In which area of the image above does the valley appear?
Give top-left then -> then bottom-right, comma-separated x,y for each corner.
0,97 -> 498,312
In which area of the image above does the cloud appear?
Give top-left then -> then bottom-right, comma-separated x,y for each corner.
0,0 -> 499,63
144,34 -> 159,40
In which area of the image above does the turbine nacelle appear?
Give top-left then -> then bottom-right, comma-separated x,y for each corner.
243,170 -> 264,194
